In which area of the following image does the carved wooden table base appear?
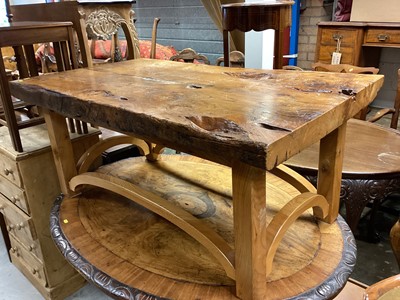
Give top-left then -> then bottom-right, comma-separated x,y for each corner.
305,175 -> 400,241
50,156 -> 357,300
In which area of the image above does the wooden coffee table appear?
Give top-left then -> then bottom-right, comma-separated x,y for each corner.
10,59 -> 383,299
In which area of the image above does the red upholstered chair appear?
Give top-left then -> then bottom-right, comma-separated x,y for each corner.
88,39 -> 178,61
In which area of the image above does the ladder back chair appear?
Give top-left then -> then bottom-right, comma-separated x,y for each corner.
311,62 -> 379,120
10,2 -> 92,68
0,21 -> 85,152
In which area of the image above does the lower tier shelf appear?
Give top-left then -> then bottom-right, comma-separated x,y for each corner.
50,155 -> 356,299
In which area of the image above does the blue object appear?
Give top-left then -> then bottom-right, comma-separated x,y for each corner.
289,0 -> 301,66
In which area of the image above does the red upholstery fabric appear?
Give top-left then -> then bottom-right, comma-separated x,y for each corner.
89,39 -> 177,60
35,40 -> 178,66
334,0 -> 353,22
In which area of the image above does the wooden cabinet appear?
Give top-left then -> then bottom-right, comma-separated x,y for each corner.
0,124 -> 100,300
315,21 -> 400,67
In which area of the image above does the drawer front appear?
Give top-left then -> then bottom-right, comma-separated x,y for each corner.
365,29 -> 400,44
10,236 -> 47,287
9,227 -> 43,262
316,45 -> 356,65
0,154 -> 21,187
320,28 -> 360,47
0,194 -> 37,243
0,175 -> 29,215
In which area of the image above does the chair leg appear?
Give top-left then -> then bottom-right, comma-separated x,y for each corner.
150,18 -> 160,59
0,48 -> 23,152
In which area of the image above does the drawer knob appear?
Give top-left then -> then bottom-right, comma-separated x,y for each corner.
16,222 -> 24,230
332,34 -> 343,41
32,268 -> 39,275
28,244 -> 35,251
0,204 -> 4,210
7,224 -> 14,231
11,196 -> 19,203
4,168 -> 12,176
377,34 -> 388,41
10,247 -> 16,253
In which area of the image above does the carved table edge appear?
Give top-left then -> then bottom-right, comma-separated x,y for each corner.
50,194 -> 356,300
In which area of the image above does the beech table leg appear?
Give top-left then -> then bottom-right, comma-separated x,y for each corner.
43,108 -> 78,197
232,161 -> 267,300
317,123 -> 347,223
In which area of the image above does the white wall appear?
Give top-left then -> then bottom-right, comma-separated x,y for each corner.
244,0 -> 275,69
10,0 -> 45,4
0,0 -> 7,24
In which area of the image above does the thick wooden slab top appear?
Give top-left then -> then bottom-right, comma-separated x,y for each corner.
10,59 -> 384,170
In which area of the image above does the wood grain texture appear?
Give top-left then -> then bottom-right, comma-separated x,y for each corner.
232,161 -> 267,299
317,124 -> 346,223
285,119 -> 400,176
9,59 -> 384,170
50,155 -> 356,300
364,274 -> 400,300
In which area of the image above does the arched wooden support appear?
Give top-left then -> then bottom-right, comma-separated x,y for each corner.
265,192 -> 329,275
270,164 -> 317,193
76,135 -> 150,174
69,172 -> 236,279
270,165 -> 328,220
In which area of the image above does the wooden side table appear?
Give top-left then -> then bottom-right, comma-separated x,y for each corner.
222,1 -> 293,69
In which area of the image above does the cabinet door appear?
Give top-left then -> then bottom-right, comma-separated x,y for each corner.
316,27 -> 364,65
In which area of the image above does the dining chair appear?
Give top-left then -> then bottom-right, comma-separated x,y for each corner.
80,1 -> 140,63
367,68 -> 400,129
363,219 -> 400,299
0,21 -> 86,152
216,50 -> 244,68
311,62 -> 399,129
311,62 -> 380,120
312,62 -> 379,74
9,1 -> 92,68
10,1 -> 141,66
170,48 -> 210,65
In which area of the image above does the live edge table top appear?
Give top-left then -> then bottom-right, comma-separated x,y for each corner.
10,59 -> 383,170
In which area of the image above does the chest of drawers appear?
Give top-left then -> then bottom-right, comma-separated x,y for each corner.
315,21 -> 400,67
0,124 -> 100,299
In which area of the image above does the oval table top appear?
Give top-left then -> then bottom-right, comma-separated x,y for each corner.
51,155 -> 356,300
285,119 -> 400,178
